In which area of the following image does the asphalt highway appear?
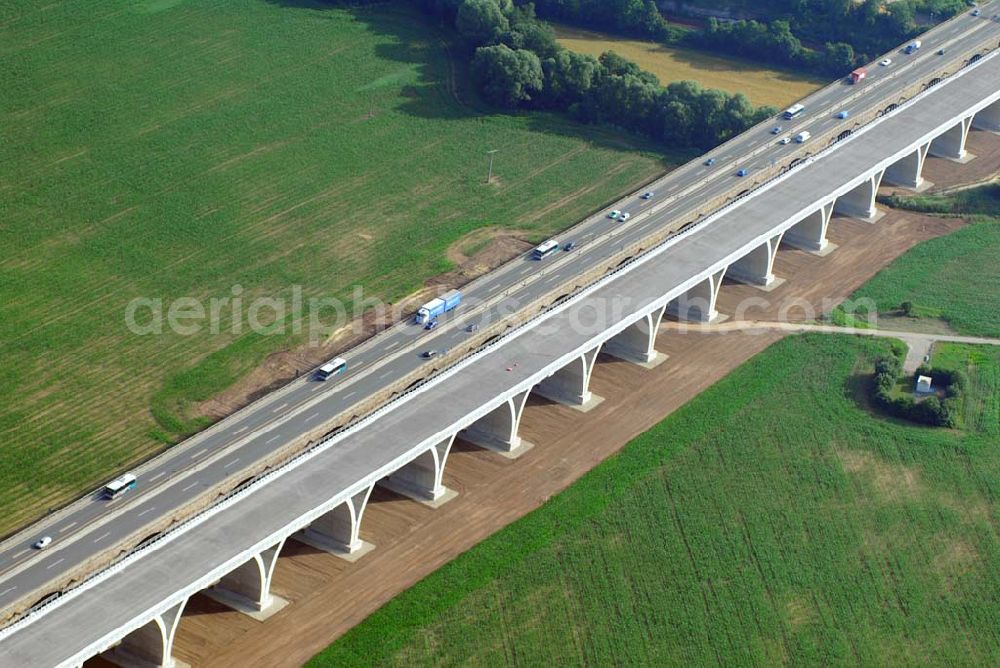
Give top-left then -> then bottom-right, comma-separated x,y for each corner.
0,2 -> 997,621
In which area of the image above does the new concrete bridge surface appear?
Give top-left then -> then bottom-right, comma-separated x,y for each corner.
2,8 -> 1000,667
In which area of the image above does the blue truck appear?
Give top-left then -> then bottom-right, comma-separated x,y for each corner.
415,290 -> 461,325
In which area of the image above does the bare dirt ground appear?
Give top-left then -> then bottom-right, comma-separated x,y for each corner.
89,129 -> 997,668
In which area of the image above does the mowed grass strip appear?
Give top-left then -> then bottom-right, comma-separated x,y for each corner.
311,334 -> 1000,666
0,1 -> 665,533
554,24 -> 825,108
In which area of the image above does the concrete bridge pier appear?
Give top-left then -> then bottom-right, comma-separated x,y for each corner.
602,306 -> 666,367
834,170 -> 885,221
667,269 -> 726,322
379,435 -> 457,506
102,600 -> 187,668
929,116 -> 974,161
460,389 -> 532,457
883,143 -> 931,189
296,485 -> 375,561
972,99 -> 1000,132
727,233 -> 784,287
205,538 -> 287,619
782,203 -> 834,252
534,346 -> 603,409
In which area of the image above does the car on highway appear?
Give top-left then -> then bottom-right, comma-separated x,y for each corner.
837,110 -> 849,119
972,8 -> 980,16
618,212 -> 631,221
770,125 -> 782,134
424,319 -> 438,331
779,136 -> 792,145
640,191 -> 654,199
421,350 -> 438,359
466,323 -> 479,332
737,168 -> 749,177
704,157 -> 715,166
938,48 -> 945,55
608,209 -> 621,219
563,241 -> 576,251
33,536 -> 52,550
880,58 -> 892,66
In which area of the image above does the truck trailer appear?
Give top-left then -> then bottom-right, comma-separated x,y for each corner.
849,67 -> 867,83
415,290 -> 462,325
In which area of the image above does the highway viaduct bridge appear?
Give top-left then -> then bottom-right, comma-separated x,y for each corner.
1,17 -> 1000,668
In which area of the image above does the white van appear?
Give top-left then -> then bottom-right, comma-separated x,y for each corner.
794,131 -> 811,143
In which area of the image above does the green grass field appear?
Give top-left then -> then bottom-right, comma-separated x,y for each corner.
554,24 -> 825,108
0,1 -> 667,534
843,189 -> 1000,337
311,334 -> 1000,666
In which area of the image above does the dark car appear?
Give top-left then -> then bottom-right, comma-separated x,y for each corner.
422,350 -> 438,359
737,168 -> 749,177
425,319 -> 438,330
705,158 -> 716,166
563,241 -> 576,251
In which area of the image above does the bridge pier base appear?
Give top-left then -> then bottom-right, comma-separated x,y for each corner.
102,599 -> 187,668
534,346 -> 603,410
668,269 -> 726,322
603,305 -> 667,367
205,539 -> 288,620
783,204 -> 834,252
727,233 -> 784,287
834,170 -> 884,221
883,143 -> 931,190
379,435 -> 457,507
929,116 -> 974,162
972,100 -> 1000,133
296,485 -> 375,562
461,389 -> 532,458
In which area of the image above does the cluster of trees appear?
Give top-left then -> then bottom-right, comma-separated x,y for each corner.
684,0 -> 970,77
419,0 -> 773,149
871,354 -> 966,427
527,0 -> 680,41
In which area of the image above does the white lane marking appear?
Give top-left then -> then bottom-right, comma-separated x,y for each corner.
306,412 -> 320,422
10,550 -> 27,560
93,532 -> 110,544
181,482 -> 199,492
272,402 -> 288,414
0,586 -> 16,597
344,391 -> 357,400
45,558 -> 65,570
265,434 -> 281,445
232,425 -> 249,435
189,448 -> 208,459
148,471 -> 166,482
311,383 -> 324,392
58,522 -> 78,533
385,340 -> 400,350
137,507 -> 156,517
378,370 -> 392,379
224,458 -> 240,469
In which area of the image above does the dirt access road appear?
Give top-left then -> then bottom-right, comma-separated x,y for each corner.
84,130 -> 998,668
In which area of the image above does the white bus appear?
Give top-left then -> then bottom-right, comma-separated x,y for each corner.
532,239 -> 560,260
782,103 -> 805,120
316,357 -> 348,380
103,473 -> 137,500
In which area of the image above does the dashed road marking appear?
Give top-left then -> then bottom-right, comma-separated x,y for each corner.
45,558 -> 65,570
148,471 -> 166,482
232,425 -> 249,435
272,402 -> 288,414
306,412 -> 319,422
59,522 -> 78,533
137,507 -> 156,517
10,550 -> 27,560
266,434 -> 281,445
224,458 -> 240,469
0,586 -> 16,597
181,482 -> 199,492
93,532 -> 110,544
344,391 -> 357,400
189,448 -> 208,460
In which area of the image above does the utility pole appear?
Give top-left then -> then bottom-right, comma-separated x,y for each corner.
486,149 -> 498,184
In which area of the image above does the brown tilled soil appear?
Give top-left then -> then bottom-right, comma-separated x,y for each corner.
88,130 -> 996,668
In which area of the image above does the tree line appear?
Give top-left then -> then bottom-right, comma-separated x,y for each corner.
682,0 -> 970,77
418,0 -> 775,150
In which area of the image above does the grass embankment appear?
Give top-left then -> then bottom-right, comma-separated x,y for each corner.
839,185 -> 1000,337
0,1 -> 665,533
311,334 -> 1000,666
554,24 -> 825,108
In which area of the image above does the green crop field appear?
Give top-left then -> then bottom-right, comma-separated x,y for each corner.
843,188 -> 1000,337
311,334 -> 1000,666
0,1 -> 666,534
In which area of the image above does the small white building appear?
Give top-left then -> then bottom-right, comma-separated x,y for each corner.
915,375 -> 934,394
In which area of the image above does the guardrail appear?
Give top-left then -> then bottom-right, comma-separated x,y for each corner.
3,25 -> 998,630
